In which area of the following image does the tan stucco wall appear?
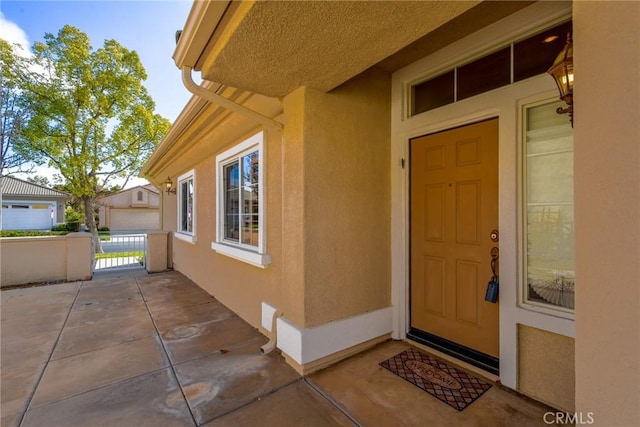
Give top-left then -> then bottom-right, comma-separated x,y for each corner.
0,233 -> 93,287
170,149 -> 273,329
98,187 -> 160,229
573,2 -> 640,426
157,117 -> 284,329
99,187 -> 159,208
298,68 -> 392,327
146,231 -> 168,273
518,325 -> 575,412
153,70 -> 391,331
280,87 -> 307,327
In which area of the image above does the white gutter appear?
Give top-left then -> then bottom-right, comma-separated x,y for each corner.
173,0 -> 230,69
181,66 -> 283,130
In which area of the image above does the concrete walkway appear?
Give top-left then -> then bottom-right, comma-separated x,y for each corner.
1,270 -> 551,426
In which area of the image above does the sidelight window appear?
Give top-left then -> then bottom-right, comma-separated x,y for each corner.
521,99 -> 574,314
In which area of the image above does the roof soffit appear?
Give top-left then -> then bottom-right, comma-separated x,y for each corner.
197,0 -> 482,98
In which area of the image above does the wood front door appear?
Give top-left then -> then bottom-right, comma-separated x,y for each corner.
410,119 -> 499,358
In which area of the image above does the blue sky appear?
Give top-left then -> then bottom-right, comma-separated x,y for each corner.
1,1 -> 197,186
1,0 -> 194,123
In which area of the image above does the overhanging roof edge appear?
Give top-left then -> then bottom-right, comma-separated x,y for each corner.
173,0 -> 231,69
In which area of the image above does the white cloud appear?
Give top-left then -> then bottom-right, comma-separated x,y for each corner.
12,165 -> 150,190
0,11 -> 31,57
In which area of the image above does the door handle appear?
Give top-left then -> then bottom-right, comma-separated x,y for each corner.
490,247 -> 499,276
485,247 -> 499,303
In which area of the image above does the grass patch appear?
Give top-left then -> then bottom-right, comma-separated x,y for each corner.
0,230 -> 69,237
95,251 -> 144,260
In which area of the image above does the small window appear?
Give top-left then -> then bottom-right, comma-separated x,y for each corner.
514,21 -> 572,82
136,191 -> 143,201
521,99 -> 574,314
412,71 -> 454,116
457,47 -> 511,101
212,132 -> 270,267
175,170 -> 196,243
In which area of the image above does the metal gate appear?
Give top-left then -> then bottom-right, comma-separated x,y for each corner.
94,233 -> 146,271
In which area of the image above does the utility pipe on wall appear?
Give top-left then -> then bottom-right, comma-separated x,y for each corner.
260,310 -> 283,355
181,66 -> 284,130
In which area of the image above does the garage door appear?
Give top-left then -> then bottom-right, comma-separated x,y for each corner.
2,207 -> 52,230
110,209 -> 159,231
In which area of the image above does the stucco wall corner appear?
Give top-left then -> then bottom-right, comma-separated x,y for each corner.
573,2 -> 640,426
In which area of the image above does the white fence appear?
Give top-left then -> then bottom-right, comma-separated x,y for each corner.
94,233 -> 146,271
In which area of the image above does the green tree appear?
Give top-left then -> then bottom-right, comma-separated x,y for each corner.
26,175 -> 52,187
1,40 -> 33,176
17,26 -> 170,249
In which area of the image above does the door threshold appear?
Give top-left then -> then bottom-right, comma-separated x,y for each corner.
407,328 -> 499,376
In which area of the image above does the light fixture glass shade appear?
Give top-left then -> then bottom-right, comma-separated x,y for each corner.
547,33 -> 574,100
164,176 -> 173,191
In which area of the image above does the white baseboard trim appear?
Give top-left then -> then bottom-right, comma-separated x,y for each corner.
261,302 -> 393,365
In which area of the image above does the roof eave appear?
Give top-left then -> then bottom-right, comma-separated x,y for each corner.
173,0 -> 231,70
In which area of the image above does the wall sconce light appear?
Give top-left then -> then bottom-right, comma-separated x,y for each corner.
164,176 -> 176,194
547,32 -> 574,127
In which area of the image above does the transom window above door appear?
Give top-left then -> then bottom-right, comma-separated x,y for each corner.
410,20 -> 572,116
212,131 -> 270,268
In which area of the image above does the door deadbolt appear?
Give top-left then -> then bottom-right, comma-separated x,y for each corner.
490,229 -> 499,242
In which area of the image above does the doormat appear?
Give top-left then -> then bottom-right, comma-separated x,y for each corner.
379,348 -> 492,411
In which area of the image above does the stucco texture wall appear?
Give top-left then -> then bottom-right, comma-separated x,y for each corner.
165,126 -> 284,330
573,2 -> 640,426
518,325 -> 575,412
0,234 -> 93,287
300,68 -> 392,327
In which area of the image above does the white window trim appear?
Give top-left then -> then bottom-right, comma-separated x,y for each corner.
212,131 -> 270,268
175,169 -> 196,244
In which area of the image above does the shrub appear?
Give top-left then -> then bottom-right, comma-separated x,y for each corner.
0,230 -> 68,237
98,226 -> 110,232
66,222 -> 80,232
65,208 -> 83,223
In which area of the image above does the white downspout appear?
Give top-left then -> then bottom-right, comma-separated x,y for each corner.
260,310 -> 283,355
181,66 -> 283,130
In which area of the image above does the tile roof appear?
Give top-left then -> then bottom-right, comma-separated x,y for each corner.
0,176 -> 69,198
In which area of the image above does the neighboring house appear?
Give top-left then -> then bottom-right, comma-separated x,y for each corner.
142,1 -> 639,424
97,184 -> 160,231
0,176 -> 68,230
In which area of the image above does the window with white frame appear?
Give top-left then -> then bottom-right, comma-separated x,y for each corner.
212,131 -> 270,267
176,170 -> 196,243
521,99 -> 574,315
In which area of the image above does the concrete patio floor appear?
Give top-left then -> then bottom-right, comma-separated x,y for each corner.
1,270 -> 552,426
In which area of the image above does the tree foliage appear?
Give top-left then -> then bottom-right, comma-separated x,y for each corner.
1,40 -> 33,175
16,25 -> 170,245
26,174 -> 52,187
